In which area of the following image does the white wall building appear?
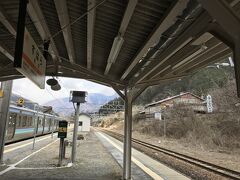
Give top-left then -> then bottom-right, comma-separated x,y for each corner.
78,113 -> 91,132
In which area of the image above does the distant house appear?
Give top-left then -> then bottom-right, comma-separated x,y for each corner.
142,92 -> 206,120
78,113 -> 91,132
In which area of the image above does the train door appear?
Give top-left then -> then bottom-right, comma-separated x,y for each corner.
37,116 -> 43,134
37,117 -> 41,134
49,118 -> 52,132
6,112 -> 17,140
44,117 -> 49,133
42,116 -> 45,134
48,119 -> 50,132
35,115 -> 39,134
55,119 -> 58,130
45,117 -> 51,132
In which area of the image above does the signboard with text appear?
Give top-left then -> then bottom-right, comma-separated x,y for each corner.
58,121 -> 68,138
16,29 -> 46,89
206,95 -> 213,113
154,112 -> 162,120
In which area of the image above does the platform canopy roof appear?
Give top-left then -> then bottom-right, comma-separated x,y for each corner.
0,0 -> 239,90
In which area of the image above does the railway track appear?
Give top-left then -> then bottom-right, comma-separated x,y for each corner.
97,128 -> 240,180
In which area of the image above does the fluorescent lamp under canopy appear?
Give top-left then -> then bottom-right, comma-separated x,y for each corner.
107,36 -> 124,64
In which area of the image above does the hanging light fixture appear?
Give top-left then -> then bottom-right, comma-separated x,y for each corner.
51,83 -> 61,91
46,78 -> 58,86
46,77 -> 61,91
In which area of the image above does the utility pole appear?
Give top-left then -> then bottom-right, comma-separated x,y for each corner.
69,91 -> 87,164
0,81 -> 13,164
71,102 -> 80,163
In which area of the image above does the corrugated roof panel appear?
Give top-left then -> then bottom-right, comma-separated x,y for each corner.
92,0 -> 127,73
39,0 -> 69,61
232,1 -> 240,15
0,52 -> 12,66
67,0 -> 87,66
0,1 -> 55,64
0,0 -> 237,86
109,0 -> 174,77
25,14 -> 43,46
0,0 -> 19,24
128,0 -> 204,81
0,23 -> 15,54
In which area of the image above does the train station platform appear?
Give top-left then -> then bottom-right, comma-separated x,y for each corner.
0,130 -> 189,180
0,131 -> 122,179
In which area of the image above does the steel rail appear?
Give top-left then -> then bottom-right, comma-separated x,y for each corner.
97,128 -> 240,180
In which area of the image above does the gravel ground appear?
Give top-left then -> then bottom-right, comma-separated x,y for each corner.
0,130 -> 122,180
0,165 -> 8,171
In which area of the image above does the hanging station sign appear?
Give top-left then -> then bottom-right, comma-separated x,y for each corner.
15,29 -> 46,89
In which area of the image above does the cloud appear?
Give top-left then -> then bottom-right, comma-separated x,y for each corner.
12,77 -> 116,105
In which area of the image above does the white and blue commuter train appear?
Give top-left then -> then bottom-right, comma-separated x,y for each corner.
5,105 -> 62,143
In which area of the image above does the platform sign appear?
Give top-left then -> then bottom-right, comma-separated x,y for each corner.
17,98 -> 24,106
154,112 -> 162,120
58,121 -> 68,138
15,29 -> 46,89
206,95 -> 213,113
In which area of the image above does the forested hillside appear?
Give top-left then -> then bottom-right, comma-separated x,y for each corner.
99,63 -> 235,112
136,65 -> 235,105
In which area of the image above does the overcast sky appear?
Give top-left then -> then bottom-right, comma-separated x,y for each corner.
12,77 -> 116,105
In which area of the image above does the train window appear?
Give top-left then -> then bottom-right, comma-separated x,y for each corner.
17,115 -> 22,127
38,118 -> 42,126
28,116 -> 33,126
45,118 -> 48,125
8,113 -> 17,125
48,118 -> 52,130
26,117 -> 29,126
22,116 -> 27,127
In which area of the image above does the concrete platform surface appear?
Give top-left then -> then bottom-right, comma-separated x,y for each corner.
0,129 -> 191,180
95,130 -> 190,180
0,131 -> 122,180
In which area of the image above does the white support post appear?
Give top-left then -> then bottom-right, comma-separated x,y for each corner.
123,88 -> 133,180
233,40 -> 240,97
0,81 -> 13,164
32,104 -> 39,150
112,85 -> 147,179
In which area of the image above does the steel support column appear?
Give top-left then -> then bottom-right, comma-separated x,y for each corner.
123,88 -> 132,180
13,0 -> 28,68
0,81 -> 13,164
233,40 -> 240,97
112,86 -> 147,179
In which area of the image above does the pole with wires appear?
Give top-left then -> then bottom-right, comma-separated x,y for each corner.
71,102 -> 80,163
69,91 -> 87,164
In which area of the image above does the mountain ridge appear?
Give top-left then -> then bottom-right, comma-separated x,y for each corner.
44,93 -> 118,116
